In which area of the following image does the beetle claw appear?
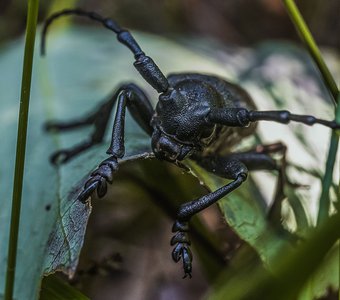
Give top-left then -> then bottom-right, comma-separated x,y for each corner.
78,156 -> 118,203
182,246 -> 193,278
172,243 -> 182,262
78,181 -> 99,203
96,176 -> 108,198
171,221 -> 193,278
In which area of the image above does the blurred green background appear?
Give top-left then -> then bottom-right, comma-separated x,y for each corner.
1,0 -> 339,48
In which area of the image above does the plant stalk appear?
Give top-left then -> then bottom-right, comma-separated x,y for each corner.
282,0 -> 340,224
317,96 -> 340,224
282,0 -> 339,103
4,0 -> 40,299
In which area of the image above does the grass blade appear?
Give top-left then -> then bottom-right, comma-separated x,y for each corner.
282,0 -> 340,224
318,97 -> 340,224
4,0 -> 40,299
282,0 -> 339,103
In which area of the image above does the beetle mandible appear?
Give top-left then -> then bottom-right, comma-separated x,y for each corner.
42,9 -> 340,278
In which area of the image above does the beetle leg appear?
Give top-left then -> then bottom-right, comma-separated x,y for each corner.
198,143 -> 304,230
45,83 -> 154,164
45,113 -> 97,132
171,158 -> 248,278
74,85 -> 154,202
45,89 -> 121,164
179,145 -> 300,277
251,143 -> 308,224
223,143 -> 291,220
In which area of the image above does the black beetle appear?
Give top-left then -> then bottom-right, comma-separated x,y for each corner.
42,9 -> 340,278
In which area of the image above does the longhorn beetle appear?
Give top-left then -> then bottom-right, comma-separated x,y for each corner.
42,9 -> 340,278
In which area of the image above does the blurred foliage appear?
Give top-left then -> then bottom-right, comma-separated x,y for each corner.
40,275 -> 89,300
1,0 -> 339,49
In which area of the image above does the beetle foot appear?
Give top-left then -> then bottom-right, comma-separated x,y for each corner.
49,140 -> 94,165
171,220 -> 193,278
78,156 -> 118,203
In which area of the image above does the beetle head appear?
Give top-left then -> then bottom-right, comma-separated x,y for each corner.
155,83 -> 213,142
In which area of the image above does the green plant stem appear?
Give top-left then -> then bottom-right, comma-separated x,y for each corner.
4,0 -> 40,299
283,0 -> 340,224
317,95 -> 340,224
282,0 -> 339,103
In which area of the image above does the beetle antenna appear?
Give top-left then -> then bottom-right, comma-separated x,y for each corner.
41,9 -> 170,93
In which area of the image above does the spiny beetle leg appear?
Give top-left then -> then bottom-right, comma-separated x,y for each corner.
171,158 -> 247,277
